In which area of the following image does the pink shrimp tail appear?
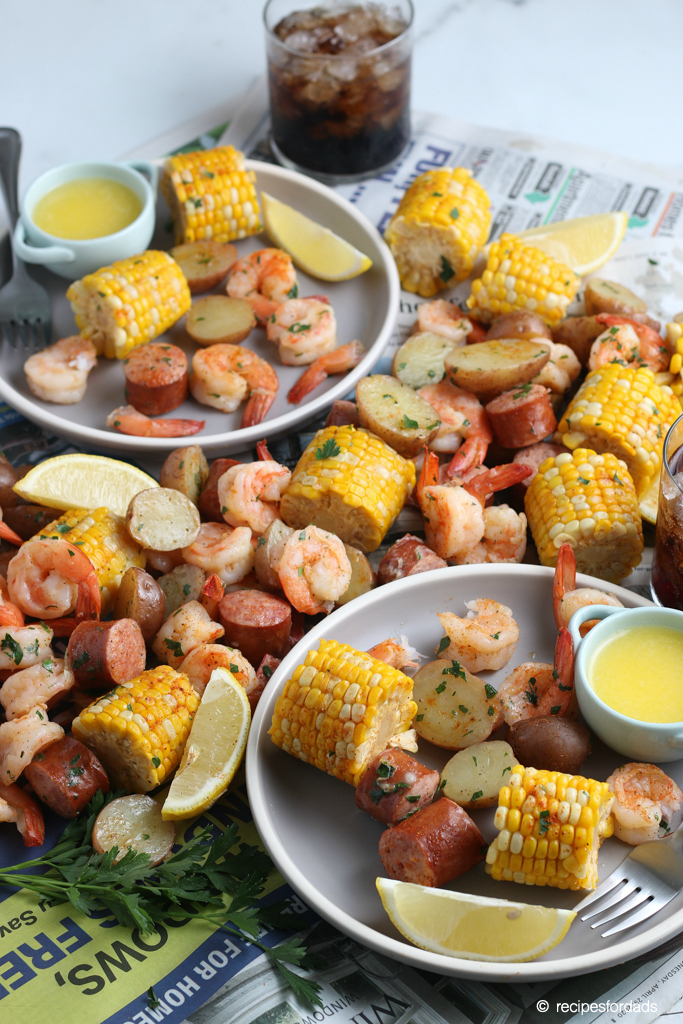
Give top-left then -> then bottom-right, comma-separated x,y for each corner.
416,447 -> 440,504
288,341 -> 365,404
553,626 -> 575,716
42,618 -> 79,637
2,783 -> 45,847
0,522 -> 23,546
149,418 -> 205,437
553,543 -> 576,629
250,294 -> 279,325
306,294 -> 330,304
464,462 -> 533,504
256,439 -> 273,461
242,389 -> 276,428
446,436 -> 488,478
200,573 -> 225,620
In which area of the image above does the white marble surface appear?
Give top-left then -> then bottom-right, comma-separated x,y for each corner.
1,0 -> 682,231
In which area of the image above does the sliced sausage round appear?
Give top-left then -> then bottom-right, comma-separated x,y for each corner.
68,619 -> 146,689
377,534 -> 447,586
512,442 -> 569,487
217,590 -> 292,666
198,458 -> 241,522
378,797 -> 486,886
356,749 -> 441,826
124,342 -> 188,415
24,736 -> 109,818
485,384 -> 557,449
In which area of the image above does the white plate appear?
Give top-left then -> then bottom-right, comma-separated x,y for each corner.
0,160 -> 399,454
246,563 -> 672,983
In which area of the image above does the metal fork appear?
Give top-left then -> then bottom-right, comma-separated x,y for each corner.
574,826 -> 683,938
0,127 -> 51,349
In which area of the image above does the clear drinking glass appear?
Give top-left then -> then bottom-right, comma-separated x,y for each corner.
651,412 -> 683,608
263,0 -> 413,184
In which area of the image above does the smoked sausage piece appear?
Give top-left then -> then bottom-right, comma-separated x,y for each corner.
356,749 -> 441,826
3,505 -> 58,540
377,534 -> 447,586
217,590 -> 292,666
198,458 -> 241,522
124,342 -> 188,415
68,619 -> 146,689
512,442 -> 568,487
24,736 -> 109,819
485,384 -> 557,449
378,797 -> 485,886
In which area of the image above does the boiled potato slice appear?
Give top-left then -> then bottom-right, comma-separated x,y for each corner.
356,375 -> 440,457
158,563 -> 206,616
412,659 -> 503,749
126,488 -> 200,551
441,740 -> 515,809
112,566 -> 167,641
584,278 -> 647,318
170,241 -> 238,293
186,295 -> 255,345
336,545 -> 374,606
444,339 -> 550,402
93,794 -> 175,865
551,316 -> 603,367
485,310 -> 551,342
392,333 -> 458,389
159,445 -> 209,505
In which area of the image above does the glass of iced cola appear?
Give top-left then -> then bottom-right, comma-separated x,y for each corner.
264,0 -> 413,183
651,412 -> 683,608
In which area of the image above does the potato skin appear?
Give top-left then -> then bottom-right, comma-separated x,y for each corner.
112,566 -> 167,641
508,716 -> 591,775
551,316 -> 603,367
335,545 -> 374,606
356,375 -> 440,458
444,339 -> 550,403
584,279 -> 647,318
486,311 -> 552,342
198,458 -> 241,522
0,456 -> 20,509
159,445 -> 209,506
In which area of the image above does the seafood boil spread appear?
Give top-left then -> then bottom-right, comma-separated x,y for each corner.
4,140 -> 683,979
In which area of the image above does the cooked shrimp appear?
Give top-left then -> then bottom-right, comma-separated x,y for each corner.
199,573 -> 226,619
266,297 -> 337,365
417,300 -> 471,344
532,340 -> 581,394
7,538 -> 100,621
589,314 -> 671,372
0,624 -> 53,671
226,248 -> 298,323
454,505 -> 527,565
607,763 -> 683,845
498,627 -> 575,725
0,783 -> 45,847
179,643 -> 255,698
553,542 -> 623,633
107,405 -> 205,437
437,598 -> 519,673
288,341 -> 365,404
0,706 -> 64,784
0,658 -> 73,720
417,381 -> 492,454
218,460 -> 291,534
152,600 -> 225,668
189,345 -> 279,427
0,575 -> 24,626
0,511 -> 22,547
24,336 -> 97,404
181,522 -> 254,585
367,636 -> 422,671
278,525 -> 351,614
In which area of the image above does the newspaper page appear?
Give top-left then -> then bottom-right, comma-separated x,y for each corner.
3,85 -> 683,1024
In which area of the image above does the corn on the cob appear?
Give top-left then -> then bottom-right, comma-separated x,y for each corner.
34,507 -> 145,613
384,168 -> 491,298
665,321 -> 683,400
269,639 -> 418,787
279,425 -> 415,553
162,146 -> 262,245
72,666 -> 199,792
486,765 -> 614,890
555,364 -> 679,496
525,448 -> 643,583
466,233 -> 580,326
67,250 -> 191,359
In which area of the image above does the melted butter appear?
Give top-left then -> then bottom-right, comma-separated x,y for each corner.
589,625 -> 683,723
32,177 -> 142,239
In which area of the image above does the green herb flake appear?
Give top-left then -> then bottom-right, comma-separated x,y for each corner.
315,438 -> 341,460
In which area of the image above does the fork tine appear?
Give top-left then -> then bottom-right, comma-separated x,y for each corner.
574,873 -> 624,914
589,887 -> 651,928
580,879 -> 637,920
601,893 -> 675,938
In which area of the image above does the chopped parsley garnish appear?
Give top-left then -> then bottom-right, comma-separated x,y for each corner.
315,438 -> 341,460
376,761 -> 396,779
439,256 -> 455,283
164,638 -> 184,657
72,650 -> 90,670
442,659 -> 467,681
403,414 -> 419,429
436,636 -> 450,655
435,682 -> 447,694
471,790 -> 483,801
484,683 -> 497,700
458,705 -> 469,714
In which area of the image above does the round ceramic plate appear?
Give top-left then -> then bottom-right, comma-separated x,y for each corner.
246,563 -> 675,983
0,160 -> 399,454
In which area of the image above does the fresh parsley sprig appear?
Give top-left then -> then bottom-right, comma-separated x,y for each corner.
0,790 -> 322,1006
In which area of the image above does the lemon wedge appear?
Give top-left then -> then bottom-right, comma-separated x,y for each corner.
12,453 -> 158,518
639,468 -> 660,525
261,191 -> 372,281
517,212 -> 628,276
376,879 -> 575,962
162,667 -> 250,820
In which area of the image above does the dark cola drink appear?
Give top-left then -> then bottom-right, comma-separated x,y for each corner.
651,417 -> 683,609
265,1 -> 412,182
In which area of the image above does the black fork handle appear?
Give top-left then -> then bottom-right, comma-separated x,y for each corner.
0,128 -> 22,231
